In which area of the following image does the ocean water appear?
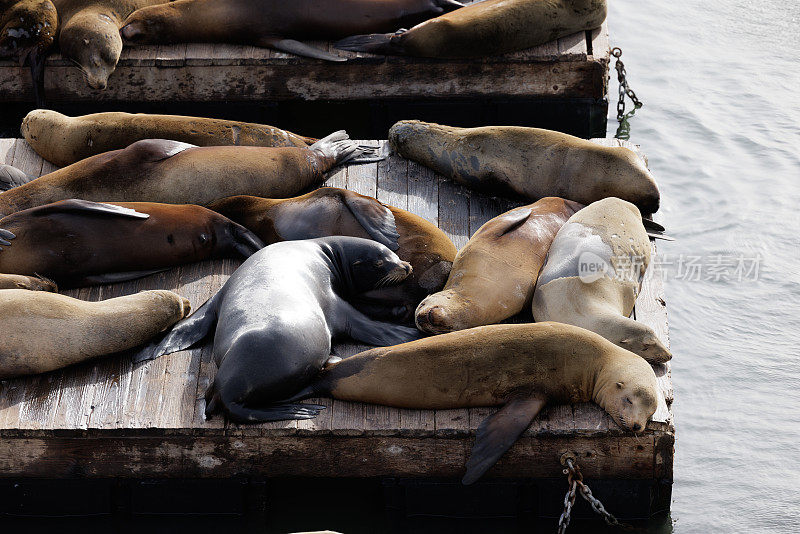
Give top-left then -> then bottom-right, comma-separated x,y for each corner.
606,1 -> 800,532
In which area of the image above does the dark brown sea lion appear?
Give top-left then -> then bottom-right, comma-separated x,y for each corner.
120,0 -> 464,61
0,131 -> 362,217
336,0 -> 606,58
415,197 -> 581,334
0,273 -> 57,291
0,288 -> 190,378
208,187 -> 457,322
532,197 -> 672,363
0,199 -> 264,287
20,109 -> 317,167
0,0 -> 57,103
137,237 -> 422,423
286,322 -> 661,484
388,120 -> 661,213
52,0 -> 169,89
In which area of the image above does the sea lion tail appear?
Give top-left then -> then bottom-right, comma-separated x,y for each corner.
309,130 -> 365,165
334,31 -> 405,56
0,164 -> 36,190
132,291 -> 222,363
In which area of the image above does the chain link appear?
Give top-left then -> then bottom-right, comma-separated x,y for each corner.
557,456 -> 631,532
611,47 -> 643,140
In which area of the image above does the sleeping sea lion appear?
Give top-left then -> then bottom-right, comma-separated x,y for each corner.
20,109 -> 317,167
415,197 -> 581,334
0,0 -> 57,104
0,288 -> 189,378
136,237 -> 422,423
532,197 -> 672,363
52,0 -> 169,89
336,0 -> 606,58
0,273 -> 57,291
208,187 -> 457,322
0,131 -> 362,217
0,163 -> 34,191
388,120 -> 661,214
121,0 -> 464,62
286,322 -> 661,484
0,199 -> 264,287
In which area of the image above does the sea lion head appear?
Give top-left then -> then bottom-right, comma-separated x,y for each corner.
326,236 -> 412,296
595,354 -> 659,433
616,320 -> 672,364
60,11 -> 122,89
414,289 -> 472,334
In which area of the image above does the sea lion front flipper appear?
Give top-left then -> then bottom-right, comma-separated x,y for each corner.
229,223 -> 266,258
642,217 -> 675,241
342,192 -> 400,250
80,269 -> 169,285
0,164 -> 36,190
462,395 -> 547,485
259,37 -> 346,62
491,208 -> 533,237
34,199 -> 150,219
335,30 -> 406,56
132,290 -> 223,363
337,299 -> 422,346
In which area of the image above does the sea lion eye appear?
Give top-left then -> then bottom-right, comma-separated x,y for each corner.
625,397 -> 633,405
375,260 -> 384,267
616,381 -> 624,389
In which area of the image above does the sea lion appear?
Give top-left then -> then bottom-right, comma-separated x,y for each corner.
0,163 -> 34,191
52,0 -> 169,89
120,0 -> 464,62
0,0 -> 57,103
208,187 -> 457,322
415,197 -> 581,334
336,0 -> 606,58
0,131 -> 362,217
0,273 -> 57,291
20,109 -> 317,167
388,120 -> 661,214
532,198 -> 672,363
137,237 -> 422,423
0,288 -> 190,378
0,199 -> 264,287
286,322 -> 660,484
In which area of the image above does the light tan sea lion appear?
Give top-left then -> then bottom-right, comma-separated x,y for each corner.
52,0 -> 169,89
120,0 -> 464,62
0,131 -> 362,217
287,322 -> 660,484
208,188 -> 456,322
388,120 -> 661,214
532,198 -> 671,363
0,273 -> 57,291
0,288 -> 189,377
415,197 -> 581,334
0,199 -> 264,288
20,109 -> 317,167
336,0 -> 606,58
0,0 -> 57,103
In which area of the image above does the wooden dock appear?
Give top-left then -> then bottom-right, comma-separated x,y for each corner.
0,137 -> 673,523
0,7 -> 610,138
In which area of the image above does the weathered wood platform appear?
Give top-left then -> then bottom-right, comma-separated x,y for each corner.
0,9 -> 610,138
0,137 -> 673,520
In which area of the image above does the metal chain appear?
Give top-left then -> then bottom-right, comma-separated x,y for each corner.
557,455 -> 631,532
611,47 -> 643,140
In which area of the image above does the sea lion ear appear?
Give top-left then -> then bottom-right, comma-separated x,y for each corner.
489,207 -> 532,238
616,382 -> 624,389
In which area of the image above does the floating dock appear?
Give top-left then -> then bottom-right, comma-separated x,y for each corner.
0,7 -> 610,138
0,137 -> 674,525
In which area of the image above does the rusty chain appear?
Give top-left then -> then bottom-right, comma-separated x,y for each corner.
612,47 -> 643,140
557,455 -> 630,533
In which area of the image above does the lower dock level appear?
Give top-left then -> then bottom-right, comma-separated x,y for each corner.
0,138 -> 674,526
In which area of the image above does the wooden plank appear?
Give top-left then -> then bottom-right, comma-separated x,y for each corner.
590,20 -> 610,60
558,31 -> 588,59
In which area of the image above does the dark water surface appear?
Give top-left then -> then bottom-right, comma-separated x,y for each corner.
607,1 -> 800,532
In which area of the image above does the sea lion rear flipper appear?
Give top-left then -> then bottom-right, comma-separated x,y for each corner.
0,164 -> 36,190
81,269 -> 169,284
342,192 -> 400,250
34,199 -> 150,219
462,395 -> 547,485
259,37 -> 346,62
132,290 -> 222,363
222,400 -> 327,423
335,30 -> 406,56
